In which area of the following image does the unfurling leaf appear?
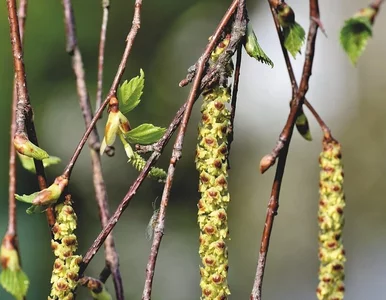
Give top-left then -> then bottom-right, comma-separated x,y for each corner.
0,237 -> 29,300
295,109 -> 312,141
283,22 -> 306,58
14,134 -> 49,160
100,110 -> 131,155
15,192 -> 39,204
16,176 -> 68,213
117,69 -> 145,114
125,124 -> 166,145
18,153 -> 61,173
244,23 -> 274,67
340,13 -> 374,65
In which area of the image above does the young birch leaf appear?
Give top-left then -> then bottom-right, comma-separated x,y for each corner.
15,192 -> 39,204
18,153 -> 61,173
340,17 -> 373,65
117,69 -> 145,114
125,124 -> 166,145
0,268 -> 29,300
244,23 -> 274,67
283,23 -> 306,59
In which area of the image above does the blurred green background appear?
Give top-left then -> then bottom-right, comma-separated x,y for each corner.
1,0 -> 386,299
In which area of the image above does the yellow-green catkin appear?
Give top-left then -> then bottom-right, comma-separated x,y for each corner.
317,139 -> 346,300
195,35 -> 232,300
49,198 -> 82,300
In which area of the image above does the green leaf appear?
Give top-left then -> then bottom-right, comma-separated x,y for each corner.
283,22 -> 306,59
0,267 -> 29,300
117,69 -> 145,114
18,153 -> 61,173
15,192 -> 39,204
244,23 -> 274,67
124,124 -> 166,145
0,244 -> 29,300
340,16 -> 373,65
26,205 -> 46,214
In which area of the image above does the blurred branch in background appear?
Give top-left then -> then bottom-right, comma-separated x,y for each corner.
59,0 -> 123,298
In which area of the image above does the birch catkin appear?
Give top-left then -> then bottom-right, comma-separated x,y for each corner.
49,197 -> 82,300
317,139 -> 346,300
196,35 -> 232,300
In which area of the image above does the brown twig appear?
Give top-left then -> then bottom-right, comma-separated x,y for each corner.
96,0 -> 110,114
259,0 -> 325,173
7,0 -> 27,239
268,0 -> 331,139
6,0 -> 55,227
227,44 -> 242,169
3,4 -> 29,292
142,2 -> 246,299
62,0 -> 142,179
250,1 -> 321,299
370,0 -> 385,12
60,0 -> 123,298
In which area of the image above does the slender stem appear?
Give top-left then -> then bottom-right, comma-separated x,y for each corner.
7,0 -> 27,242
62,0 -> 143,179
227,44 -> 242,169
142,2 -> 245,299
96,0 -> 110,113
6,0 -> 55,227
60,0 -> 123,298
250,1 -> 321,299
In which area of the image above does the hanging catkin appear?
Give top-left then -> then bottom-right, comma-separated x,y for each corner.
196,35 -> 233,300
317,138 -> 346,300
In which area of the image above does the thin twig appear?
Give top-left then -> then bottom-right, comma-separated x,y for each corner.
6,0 -> 55,227
62,0 -> 143,179
80,0 -> 242,285
142,2 -> 246,299
370,0 -> 385,12
227,44 -> 242,169
96,0 -> 110,114
60,0 -> 123,298
267,0 -> 331,146
259,0 -> 323,174
3,4 -> 29,292
7,0 -> 27,239
250,1 -> 321,299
